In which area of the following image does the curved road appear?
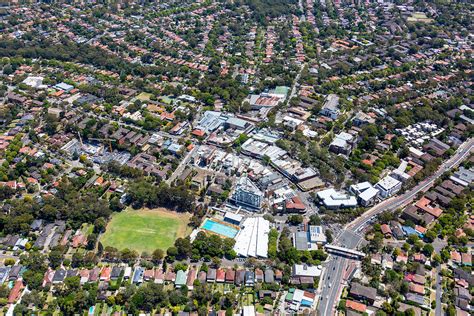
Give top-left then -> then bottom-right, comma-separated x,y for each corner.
318,137 -> 474,316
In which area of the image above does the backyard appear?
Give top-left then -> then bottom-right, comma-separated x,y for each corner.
100,208 -> 191,254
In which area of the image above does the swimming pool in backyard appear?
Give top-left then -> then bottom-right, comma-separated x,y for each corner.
201,218 -> 239,238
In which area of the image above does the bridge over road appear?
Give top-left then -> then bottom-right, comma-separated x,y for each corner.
324,244 -> 366,259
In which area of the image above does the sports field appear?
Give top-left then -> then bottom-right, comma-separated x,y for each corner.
100,208 -> 191,254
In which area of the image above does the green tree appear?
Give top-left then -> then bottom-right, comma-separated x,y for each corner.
167,246 -> 178,261
48,250 -> 63,269
152,249 -> 164,264
422,244 -> 434,257
288,215 -> 303,225
309,214 -> 321,225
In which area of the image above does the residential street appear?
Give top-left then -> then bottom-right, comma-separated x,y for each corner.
166,145 -> 198,185
435,265 -> 442,316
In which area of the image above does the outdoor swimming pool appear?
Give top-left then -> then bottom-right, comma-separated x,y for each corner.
201,219 -> 239,238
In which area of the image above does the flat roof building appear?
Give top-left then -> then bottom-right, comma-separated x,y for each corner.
350,182 -> 372,195
309,226 -> 327,244
224,211 -> 243,226
451,167 -> 474,187
292,264 -> 322,278
350,182 -> 380,206
375,176 -> 402,198
233,217 -> 270,258
294,231 -> 309,251
317,188 -> 357,209
358,187 -> 380,206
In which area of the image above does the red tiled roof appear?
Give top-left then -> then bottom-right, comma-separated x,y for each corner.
346,300 -> 367,313
415,225 -> 427,234
225,269 -> 235,281
409,283 -> 425,295
160,112 -> 175,120
381,224 -> 392,235
461,253 -> 471,265
72,234 -> 87,248
404,273 -> 415,282
192,129 -> 205,137
8,280 -> 24,304
154,269 -> 164,280
451,251 -> 462,262
216,268 -> 225,281
144,269 -> 154,280
100,267 -> 111,280
27,177 -> 38,184
285,196 -> 306,211
415,197 -> 443,218
186,269 -> 196,286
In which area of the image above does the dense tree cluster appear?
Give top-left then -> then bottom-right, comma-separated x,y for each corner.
0,178 -> 112,235
0,38 -> 184,81
127,179 -> 195,213
170,232 -> 236,262
239,0 -> 297,22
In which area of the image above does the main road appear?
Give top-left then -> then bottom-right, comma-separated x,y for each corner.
318,137 -> 474,316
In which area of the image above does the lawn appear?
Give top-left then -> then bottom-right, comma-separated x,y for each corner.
100,208 -> 191,254
136,92 -> 153,101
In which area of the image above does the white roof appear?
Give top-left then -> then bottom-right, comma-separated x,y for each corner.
376,176 -> 401,191
292,289 -> 305,303
450,175 -> 469,187
350,181 -> 372,193
236,176 -> 263,197
336,132 -> 354,141
233,217 -> 270,258
55,82 -> 74,90
309,226 -> 326,243
330,137 -> 348,148
242,306 -> 255,316
396,160 -> 408,173
391,169 -> 410,180
317,188 -> 358,207
409,147 -> 424,157
22,76 -> 45,88
283,115 -> 304,126
330,132 -> 354,149
359,186 -> 379,202
224,211 -> 243,223
293,264 -> 322,277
